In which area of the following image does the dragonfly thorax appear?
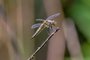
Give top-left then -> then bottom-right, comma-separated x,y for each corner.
45,20 -> 56,26
46,20 -> 54,23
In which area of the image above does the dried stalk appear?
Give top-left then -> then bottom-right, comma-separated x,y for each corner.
27,27 -> 60,60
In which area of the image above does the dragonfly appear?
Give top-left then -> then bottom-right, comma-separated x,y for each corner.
31,13 -> 60,39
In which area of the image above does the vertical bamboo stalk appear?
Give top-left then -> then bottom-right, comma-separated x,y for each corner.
16,0 -> 24,59
43,0 -> 65,60
0,0 -> 20,60
16,0 -> 35,60
4,0 -> 21,60
63,19 -> 83,60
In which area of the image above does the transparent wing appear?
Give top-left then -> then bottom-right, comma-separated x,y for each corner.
46,13 -> 60,20
31,23 -> 41,29
36,19 -> 44,21
48,26 -> 57,33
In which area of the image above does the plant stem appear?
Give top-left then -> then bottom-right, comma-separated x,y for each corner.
27,27 -> 60,60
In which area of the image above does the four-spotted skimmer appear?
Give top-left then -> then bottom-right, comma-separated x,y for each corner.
31,13 -> 60,39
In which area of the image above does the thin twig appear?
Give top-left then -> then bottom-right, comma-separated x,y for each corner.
27,27 -> 60,60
